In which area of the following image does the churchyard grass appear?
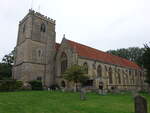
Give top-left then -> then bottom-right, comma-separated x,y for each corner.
0,91 -> 149,113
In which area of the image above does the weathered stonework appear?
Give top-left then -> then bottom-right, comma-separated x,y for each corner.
13,9 -> 56,87
13,9 -> 146,91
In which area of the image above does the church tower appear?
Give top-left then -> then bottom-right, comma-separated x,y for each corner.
13,9 -> 56,87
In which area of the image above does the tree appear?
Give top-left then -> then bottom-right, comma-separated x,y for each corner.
0,63 -> 12,80
63,64 -> 89,92
0,50 -> 14,80
107,47 -> 144,66
142,43 -> 150,85
2,50 -> 14,66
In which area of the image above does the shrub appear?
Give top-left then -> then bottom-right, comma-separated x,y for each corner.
29,80 -> 43,90
15,81 -> 23,90
0,80 -> 23,91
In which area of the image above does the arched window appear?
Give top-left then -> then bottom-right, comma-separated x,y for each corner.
40,23 -> 46,32
61,52 -> 67,74
109,67 -> 113,84
61,81 -> 66,88
37,76 -> 42,81
122,70 -> 125,85
132,70 -> 134,84
139,71 -> 142,81
118,69 -> 121,84
83,62 -> 88,74
97,65 -> 102,77
126,74 -> 129,84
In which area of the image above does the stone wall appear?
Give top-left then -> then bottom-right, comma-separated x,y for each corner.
13,63 -> 45,82
77,57 -> 145,91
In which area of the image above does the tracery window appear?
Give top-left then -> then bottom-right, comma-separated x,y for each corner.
61,52 -> 67,74
97,65 -> 102,77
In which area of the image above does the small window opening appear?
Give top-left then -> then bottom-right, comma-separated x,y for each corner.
40,23 -> 46,32
23,24 -> 25,32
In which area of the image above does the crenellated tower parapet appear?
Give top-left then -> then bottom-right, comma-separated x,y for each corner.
19,9 -> 56,25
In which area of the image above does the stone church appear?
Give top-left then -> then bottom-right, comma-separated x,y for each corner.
13,9 -> 145,91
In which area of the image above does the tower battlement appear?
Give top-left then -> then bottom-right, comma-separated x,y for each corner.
19,9 -> 56,24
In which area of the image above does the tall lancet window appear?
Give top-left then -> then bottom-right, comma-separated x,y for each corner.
109,67 -> 113,84
61,52 -> 67,74
118,69 -> 121,84
97,65 -> 102,77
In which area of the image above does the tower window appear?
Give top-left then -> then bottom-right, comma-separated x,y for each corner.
23,24 -> 26,32
40,23 -> 46,32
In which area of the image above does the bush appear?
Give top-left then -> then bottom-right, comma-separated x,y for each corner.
15,81 -> 23,89
0,80 -> 23,91
29,80 -> 43,90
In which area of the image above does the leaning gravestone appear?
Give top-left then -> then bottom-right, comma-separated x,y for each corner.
134,95 -> 147,113
80,88 -> 86,100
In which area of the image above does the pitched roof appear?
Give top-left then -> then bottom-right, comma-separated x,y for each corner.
67,39 -> 141,70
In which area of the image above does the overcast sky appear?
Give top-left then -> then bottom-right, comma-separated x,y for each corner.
0,0 -> 150,60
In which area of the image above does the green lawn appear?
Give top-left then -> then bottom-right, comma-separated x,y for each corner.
0,91 -> 149,113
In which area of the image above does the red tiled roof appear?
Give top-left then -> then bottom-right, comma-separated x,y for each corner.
55,43 -> 60,51
67,39 -> 141,70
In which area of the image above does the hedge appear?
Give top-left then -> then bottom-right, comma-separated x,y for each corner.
0,80 -> 23,91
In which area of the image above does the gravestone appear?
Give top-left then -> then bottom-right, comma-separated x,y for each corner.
134,95 -> 147,113
80,88 -> 86,100
132,90 -> 138,97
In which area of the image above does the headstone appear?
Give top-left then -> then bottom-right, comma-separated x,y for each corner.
132,90 -> 138,97
80,88 -> 86,100
62,88 -> 65,92
134,95 -> 147,113
102,89 -> 107,95
98,89 -> 103,95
